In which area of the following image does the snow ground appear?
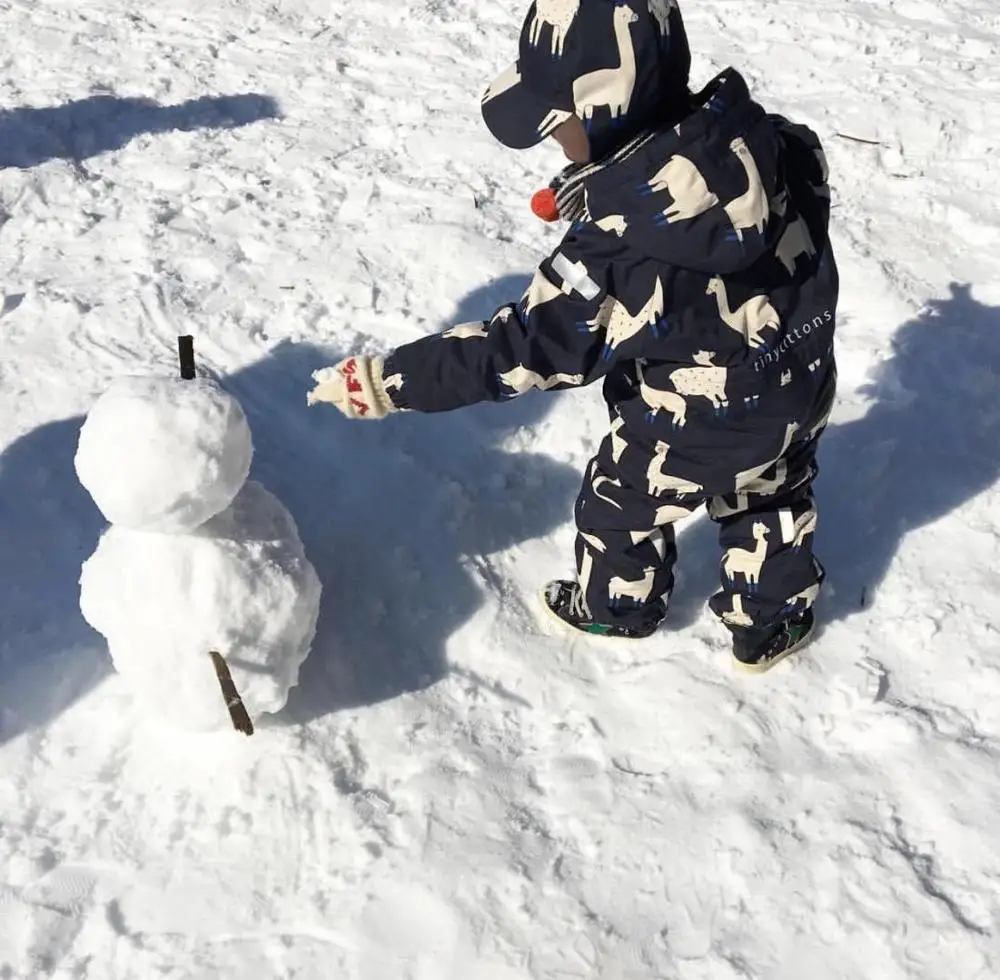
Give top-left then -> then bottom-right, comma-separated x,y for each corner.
2,0 -> 1000,977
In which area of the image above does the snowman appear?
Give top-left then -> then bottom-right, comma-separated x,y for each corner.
74,337 -> 322,734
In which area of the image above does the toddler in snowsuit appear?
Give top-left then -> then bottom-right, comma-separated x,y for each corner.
309,0 -> 837,671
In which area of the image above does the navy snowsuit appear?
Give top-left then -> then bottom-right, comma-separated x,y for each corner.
383,68 -> 837,634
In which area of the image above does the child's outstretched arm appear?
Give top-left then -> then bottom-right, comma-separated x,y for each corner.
308,225 -> 651,417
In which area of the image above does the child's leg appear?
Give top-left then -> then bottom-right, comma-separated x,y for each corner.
575,443 -> 702,631
707,435 -> 824,630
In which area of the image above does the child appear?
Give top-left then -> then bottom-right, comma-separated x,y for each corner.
308,0 -> 837,672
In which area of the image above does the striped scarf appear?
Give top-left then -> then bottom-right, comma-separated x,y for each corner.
549,127 -> 659,223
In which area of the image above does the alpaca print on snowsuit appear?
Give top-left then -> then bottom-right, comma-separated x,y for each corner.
383,67 -> 837,633
574,403 -> 830,632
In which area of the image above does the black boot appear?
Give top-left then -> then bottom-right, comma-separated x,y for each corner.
730,609 -> 815,672
541,580 -> 664,639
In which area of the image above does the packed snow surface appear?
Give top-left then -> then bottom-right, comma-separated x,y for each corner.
79,480 -> 321,731
2,0 -> 1000,978
74,375 -> 253,532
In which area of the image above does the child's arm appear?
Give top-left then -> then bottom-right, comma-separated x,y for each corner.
378,226 -> 640,413
307,225 -> 713,418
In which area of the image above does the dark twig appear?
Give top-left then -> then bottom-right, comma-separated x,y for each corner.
209,651 -> 255,736
178,335 -> 196,380
835,132 -> 883,146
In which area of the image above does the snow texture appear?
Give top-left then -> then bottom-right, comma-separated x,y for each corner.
79,480 -> 321,731
2,0 -> 1000,978
74,375 -> 253,532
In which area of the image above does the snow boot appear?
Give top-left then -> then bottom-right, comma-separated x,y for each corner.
730,608 -> 815,673
541,580 -> 664,640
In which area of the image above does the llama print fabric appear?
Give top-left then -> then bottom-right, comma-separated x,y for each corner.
573,414 -> 828,632
385,70 -> 837,481
480,0 -> 691,157
383,57 -> 838,630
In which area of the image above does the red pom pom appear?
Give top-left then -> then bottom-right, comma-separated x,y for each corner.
530,188 -> 560,222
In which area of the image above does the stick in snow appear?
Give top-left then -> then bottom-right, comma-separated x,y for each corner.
178,335 -> 196,380
834,132 -> 883,146
209,651 -> 255,736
